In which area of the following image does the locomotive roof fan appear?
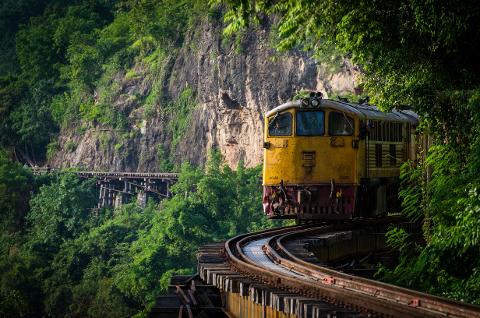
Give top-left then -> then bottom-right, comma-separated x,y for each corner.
302,91 -> 323,108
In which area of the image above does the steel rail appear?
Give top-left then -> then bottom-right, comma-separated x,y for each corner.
270,227 -> 480,318
226,223 -> 424,317
225,221 -> 480,318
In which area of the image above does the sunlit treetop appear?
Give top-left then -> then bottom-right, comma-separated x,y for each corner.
213,0 -> 480,142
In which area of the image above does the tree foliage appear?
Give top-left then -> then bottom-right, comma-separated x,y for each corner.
0,153 -> 275,316
113,152 -> 272,307
0,151 -> 33,233
0,0 -> 208,162
214,0 -> 480,303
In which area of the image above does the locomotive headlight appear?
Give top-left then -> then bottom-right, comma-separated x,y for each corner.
302,98 -> 310,107
311,98 -> 319,107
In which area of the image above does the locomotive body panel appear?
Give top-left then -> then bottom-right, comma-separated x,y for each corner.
262,95 -> 419,220
264,135 -> 357,186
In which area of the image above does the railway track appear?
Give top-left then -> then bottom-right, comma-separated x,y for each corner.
197,219 -> 480,317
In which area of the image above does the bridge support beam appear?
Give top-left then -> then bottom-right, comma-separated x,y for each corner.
31,168 -> 178,210
137,190 -> 147,208
94,175 -> 176,209
114,192 -> 124,209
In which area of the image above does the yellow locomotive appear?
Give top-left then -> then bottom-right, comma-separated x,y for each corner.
262,92 -> 419,221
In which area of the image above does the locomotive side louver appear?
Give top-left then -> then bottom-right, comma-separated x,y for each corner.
302,151 -> 316,168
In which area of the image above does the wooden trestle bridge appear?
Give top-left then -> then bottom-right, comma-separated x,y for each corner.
32,167 -> 178,208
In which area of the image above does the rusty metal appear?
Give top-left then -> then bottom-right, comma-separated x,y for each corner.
187,290 -> 198,306
148,273 -> 228,317
175,285 -> 190,305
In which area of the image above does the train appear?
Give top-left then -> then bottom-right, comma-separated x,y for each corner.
262,92 -> 419,221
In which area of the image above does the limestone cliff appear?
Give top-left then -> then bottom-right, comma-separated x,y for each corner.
50,17 -> 359,171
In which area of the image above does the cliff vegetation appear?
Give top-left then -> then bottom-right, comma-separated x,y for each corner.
1,0 -> 359,171
0,0 -> 211,167
0,2 -> 296,316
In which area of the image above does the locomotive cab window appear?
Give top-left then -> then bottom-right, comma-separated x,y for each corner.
268,112 -> 292,136
296,111 -> 325,136
328,111 -> 354,135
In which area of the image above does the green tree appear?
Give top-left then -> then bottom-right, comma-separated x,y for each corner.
0,0 -> 51,75
114,152 -> 270,309
0,252 -> 44,318
0,150 -> 275,317
16,15 -> 60,84
216,0 -> 480,303
0,151 -> 33,233
1,0 -> 211,160
27,173 -> 97,257
41,202 -> 148,317
0,153 -> 40,317
0,76 -> 26,149
9,80 -> 58,163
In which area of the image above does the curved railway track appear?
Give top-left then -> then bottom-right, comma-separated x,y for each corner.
218,220 -> 480,318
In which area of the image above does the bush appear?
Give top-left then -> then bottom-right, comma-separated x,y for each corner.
0,152 -> 279,316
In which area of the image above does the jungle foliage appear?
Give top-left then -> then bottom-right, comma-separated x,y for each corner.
0,0 -> 208,163
0,151 -> 273,317
2,0 -> 480,314
215,0 -> 480,304
0,2 -> 274,316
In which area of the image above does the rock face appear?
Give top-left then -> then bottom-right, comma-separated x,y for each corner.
50,18 -> 359,171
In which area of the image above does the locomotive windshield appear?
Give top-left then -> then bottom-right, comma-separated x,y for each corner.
268,112 -> 292,136
296,111 -> 325,136
328,111 -> 354,135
